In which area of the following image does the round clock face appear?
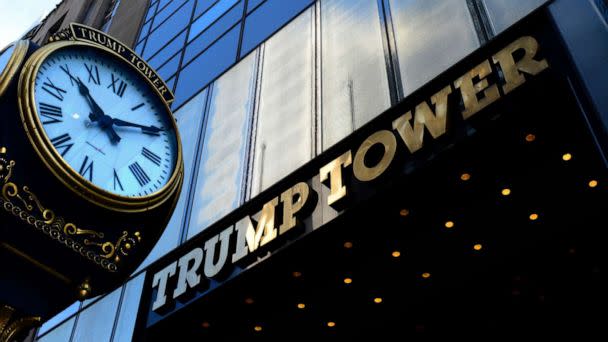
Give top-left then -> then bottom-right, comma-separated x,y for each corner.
22,42 -> 181,206
0,41 -> 28,97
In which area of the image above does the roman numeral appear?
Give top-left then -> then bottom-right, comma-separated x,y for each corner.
129,162 -> 150,187
78,155 -> 94,182
85,63 -> 100,85
142,147 -> 161,166
39,102 -> 63,124
59,65 -> 78,86
113,169 -> 124,191
131,103 -> 145,111
108,73 -> 127,97
50,133 -> 73,157
42,77 -> 67,101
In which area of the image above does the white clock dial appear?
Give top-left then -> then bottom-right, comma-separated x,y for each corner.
32,45 -> 178,198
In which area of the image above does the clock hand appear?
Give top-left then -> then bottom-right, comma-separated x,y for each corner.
111,118 -> 164,134
72,77 -> 122,143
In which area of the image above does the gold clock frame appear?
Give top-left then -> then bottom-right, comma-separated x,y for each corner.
17,40 -> 184,213
0,41 -> 29,97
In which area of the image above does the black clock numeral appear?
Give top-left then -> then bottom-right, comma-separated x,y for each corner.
78,155 -> 94,182
113,169 -> 124,191
85,63 -> 100,85
50,133 -> 73,157
129,162 -> 150,187
59,64 -> 78,86
42,77 -> 67,101
40,102 -> 63,124
131,103 -> 145,111
108,73 -> 127,97
142,147 -> 162,166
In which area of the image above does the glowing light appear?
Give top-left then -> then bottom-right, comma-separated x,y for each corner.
562,153 -> 572,161
399,209 -> 410,217
244,298 -> 254,305
421,272 -> 431,279
473,244 -> 483,251
445,221 -> 454,229
292,271 -> 302,278
588,180 -> 598,188
392,251 -> 401,258
525,133 -> 536,142
343,278 -> 353,284
460,173 -> 471,181
254,325 -> 262,332
373,297 -> 383,304
327,322 -> 336,328
201,321 -> 210,328
297,303 -> 306,309
529,213 -> 539,221
501,188 -> 511,196
343,241 -> 353,249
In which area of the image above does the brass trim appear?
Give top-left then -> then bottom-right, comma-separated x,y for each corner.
0,40 -> 29,98
17,40 -> 184,212
0,242 -> 72,284
0,305 -> 40,342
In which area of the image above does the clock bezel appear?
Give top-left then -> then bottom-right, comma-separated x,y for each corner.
0,40 -> 29,97
17,40 -> 184,213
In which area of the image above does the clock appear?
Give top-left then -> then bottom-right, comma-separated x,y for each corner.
17,40 -> 183,212
0,41 -> 29,97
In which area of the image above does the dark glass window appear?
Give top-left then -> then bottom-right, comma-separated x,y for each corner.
247,0 -> 266,13
144,2 -> 193,59
189,0 -> 240,42
184,1 -> 243,64
240,0 -> 314,57
148,29 -> 187,69
153,0 -> 189,30
174,26 -> 240,108
156,52 -> 181,81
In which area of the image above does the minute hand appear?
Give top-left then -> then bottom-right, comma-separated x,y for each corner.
111,118 -> 163,133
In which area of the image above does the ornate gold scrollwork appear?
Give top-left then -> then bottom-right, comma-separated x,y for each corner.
0,305 -> 40,342
0,147 -> 142,269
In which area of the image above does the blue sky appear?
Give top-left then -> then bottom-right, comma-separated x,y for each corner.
0,0 -> 63,49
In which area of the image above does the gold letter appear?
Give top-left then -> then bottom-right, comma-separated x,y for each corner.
279,182 -> 310,234
392,85 -> 452,153
353,130 -> 397,181
319,151 -> 352,207
454,60 -> 500,120
493,36 -> 549,94
231,198 -> 279,263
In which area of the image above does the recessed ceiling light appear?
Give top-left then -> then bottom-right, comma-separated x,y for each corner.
529,213 -> 539,221
421,272 -> 431,279
327,322 -> 336,328
588,180 -> 598,188
445,221 -> 455,229
343,277 -> 353,284
525,133 -> 536,142
501,188 -> 511,196
460,173 -> 471,181
254,325 -> 262,332
373,297 -> 383,304
297,303 -> 306,309
473,244 -> 483,251
392,250 -> 401,258
562,153 -> 572,161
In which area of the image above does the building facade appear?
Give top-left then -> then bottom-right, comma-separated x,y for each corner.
16,0 -> 607,340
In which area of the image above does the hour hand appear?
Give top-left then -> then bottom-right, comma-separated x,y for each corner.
111,118 -> 164,134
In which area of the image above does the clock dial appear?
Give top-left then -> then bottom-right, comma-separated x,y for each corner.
31,45 -> 178,198
0,41 -> 29,97
0,44 -> 16,73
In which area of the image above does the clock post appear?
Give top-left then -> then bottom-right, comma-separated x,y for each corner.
0,24 -> 182,339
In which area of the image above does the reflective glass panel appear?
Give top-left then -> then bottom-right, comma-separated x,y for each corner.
112,273 -> 146,342
189,0 -> 240,42
37,316 -> 75,342
187,53 -> 256,239
156,52 -> 181,82
136,90 -> 208,270
173,25 -> 239,109
389,0 -> 479,95
240,0 -> 314,57
148,29 -> 186,69
144,1 -> 158,23
0,43 -> 15,74
195,0 -> 216,19
144,1 -> 193,59
321,0 -> 391,149
153,0 -> 189,31
247,0 -> 266,13
483,0 -> 547,33
71,289 -> 121,342
138,20 -> 152,42
250,9 -> 314,196
37,301 -> 79,337
184,1 -> 243,64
